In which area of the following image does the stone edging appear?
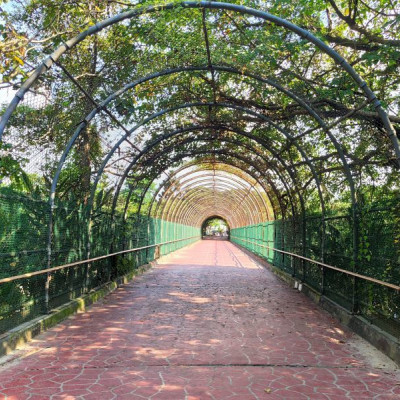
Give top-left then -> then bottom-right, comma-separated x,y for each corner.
232,242 -> 400,366
0,261 -> 157,357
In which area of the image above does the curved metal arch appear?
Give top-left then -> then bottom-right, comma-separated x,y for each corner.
181,201 -> 243,228
128,151 -> 284,243
156,163 -> 271,217
200,213 -> 232,230
1,1 -> 398,268
170,194 -> 240,226
94,100 -> 330,225
151,148 -> 291,218
157,174 -> 266,221
139,124 -> 306,201
130,135 -> 298,227
39,82 -> 323,269
33,63 -> 332,213
136,154 -> 281,226
118,132 -> 288,231
173,190 -> 250,227
146,137 -> 284,222
172,189 -> 256,228
36,62 -> 328,232
155,169 -> 269,222
162,182 -> 262,227
176,189 -> 248,227
30,86 -> 323,265
190,205 -> 243,228
147,159 -> 276,222
1,1 -> 398,165
183,203 -> 239,228
109,123 -> 289,218
119,132 -> 289,226
155,159 -> 275,225
137,133 -> 300,217
183,201 -> 240,227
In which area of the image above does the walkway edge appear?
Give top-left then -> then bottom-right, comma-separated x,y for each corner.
0,262 -> 156,357
232,242 -> 400,366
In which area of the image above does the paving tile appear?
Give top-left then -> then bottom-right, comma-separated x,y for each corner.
0,241 -> 399,399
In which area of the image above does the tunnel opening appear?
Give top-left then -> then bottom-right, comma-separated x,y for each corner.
201,216 -> 230,240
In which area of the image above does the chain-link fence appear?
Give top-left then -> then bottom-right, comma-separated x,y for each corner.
0,187 -> 199,335
231,201 -> 400,340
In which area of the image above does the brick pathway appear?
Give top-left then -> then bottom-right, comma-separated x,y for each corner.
0,240 -> 399,399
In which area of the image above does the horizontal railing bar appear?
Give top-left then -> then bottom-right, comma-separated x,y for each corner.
0,236 -> 199,284
231,236 -> 400,291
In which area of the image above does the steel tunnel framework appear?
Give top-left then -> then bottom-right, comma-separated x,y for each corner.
0,1 -> 399,348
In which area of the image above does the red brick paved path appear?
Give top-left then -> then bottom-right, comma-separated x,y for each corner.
0,241 -> 399,399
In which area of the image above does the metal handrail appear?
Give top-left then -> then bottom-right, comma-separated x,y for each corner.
231,236 -> 400,291
0,236 -> 199,284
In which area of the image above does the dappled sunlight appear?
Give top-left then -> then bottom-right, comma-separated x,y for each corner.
167,291 -> 212,304
0,241 -> 398,399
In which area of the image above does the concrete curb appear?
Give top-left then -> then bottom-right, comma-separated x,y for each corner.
0,261 -> 156,357
233,242 -> 400,366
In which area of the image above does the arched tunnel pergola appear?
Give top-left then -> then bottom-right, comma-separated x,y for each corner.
0,1 -> 399,340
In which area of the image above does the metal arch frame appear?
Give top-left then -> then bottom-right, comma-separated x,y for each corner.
117,156 -> 272,244
109,123 -> 290,219
162,182 -> 261,227
181,196 -> 240,226
1,1 -> 398,164
200,214 -> 231,233
165,190 -> 241,226
172,189 -> 251,227
182,201 -> 243,228
146,159 -> 275,221
40,77 -> 329,271
116,123 -> 297,225
182,200 -> 243,227
178,191 -> 254,228
144,135 -> 287,220
135,133 -> 300,217
178,191 -> 248,227
96,101 -> 328,222
172,188 -> 262,227
112,125 -> 290,233
28,62 -> 344,210
147,148 -> 290,219
3,62 -> 355,216
109,147 -> 288,261
156,174 -> 267,223
101,80 -> 327,222
135,155 -> 281,223
105,133 -> 300,257
138,124 -> 306,209
151,162 -> 271,219
101,102 -> 326,264
152,175 -> 265,229
155,170 -> 269,222
128,134 -> 298,225
107,109 -> 314,219
132,149 -> 280,237
129,152 -> 285,240
153,150 -> 282,225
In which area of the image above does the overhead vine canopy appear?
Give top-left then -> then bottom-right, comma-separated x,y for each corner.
1,0 -> 399,217
0,0 -> 399,335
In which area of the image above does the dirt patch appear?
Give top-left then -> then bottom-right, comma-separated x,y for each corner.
347,334 -> 399,370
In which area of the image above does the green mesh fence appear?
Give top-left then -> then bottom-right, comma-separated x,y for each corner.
231,202 -> 400,340
0,187 -> 200,334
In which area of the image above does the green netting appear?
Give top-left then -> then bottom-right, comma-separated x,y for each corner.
0,187 -> 199,334
231,202 -> 400,339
